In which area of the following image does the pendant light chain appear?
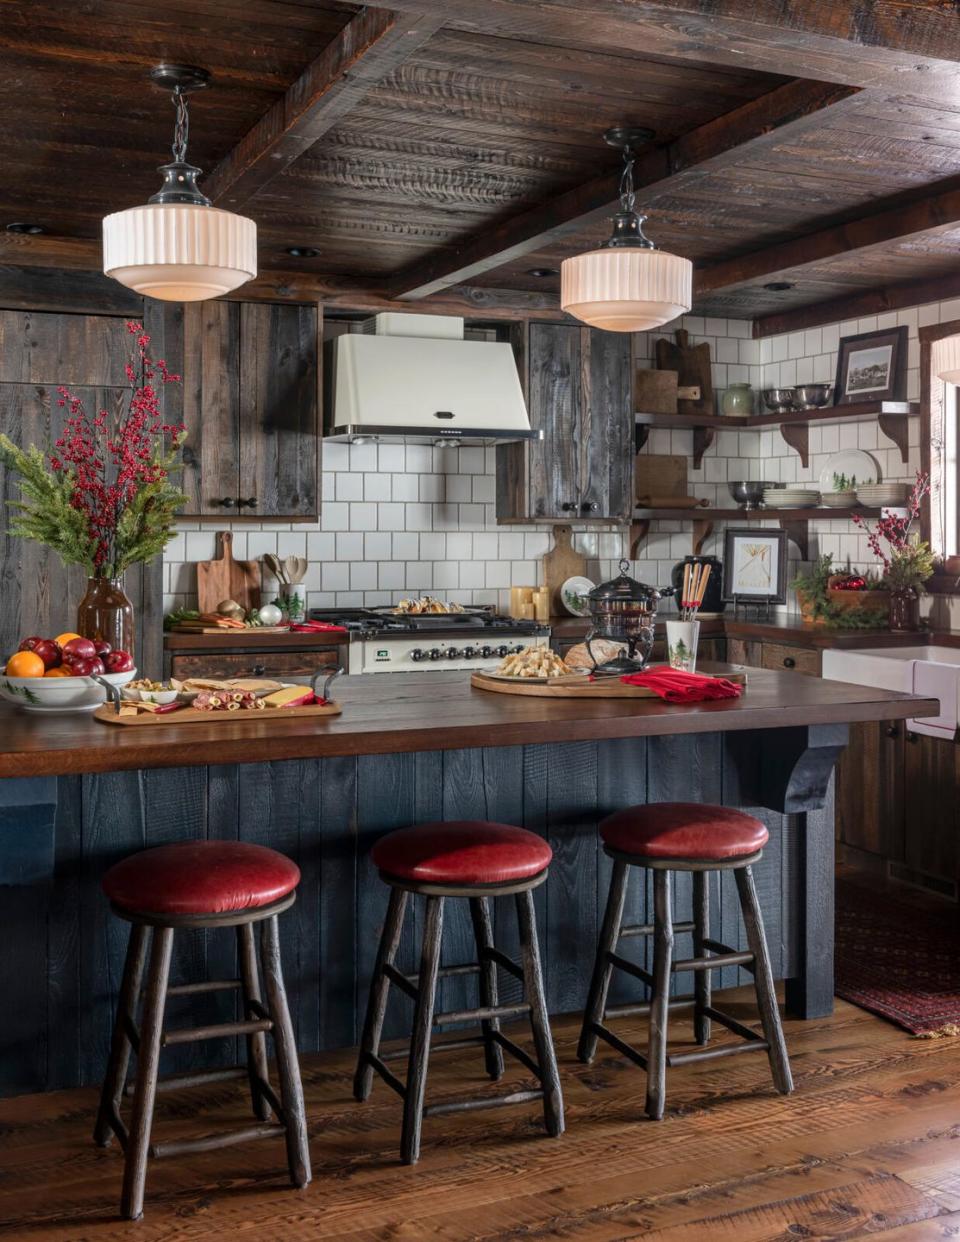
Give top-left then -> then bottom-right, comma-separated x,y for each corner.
619,147 -> 636,215
171,88 -> 190,164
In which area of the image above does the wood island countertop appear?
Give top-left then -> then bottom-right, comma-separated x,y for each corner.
0,667 -> 939,778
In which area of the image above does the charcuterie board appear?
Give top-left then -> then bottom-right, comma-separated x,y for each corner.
470,668 -> 746,698
94,700 -> 342,726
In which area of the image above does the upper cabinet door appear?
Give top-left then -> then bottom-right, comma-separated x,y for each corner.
526,321 -> 582,520
179,302 -> 241,516
579,329 -> 632,522
239,304 -> 319,519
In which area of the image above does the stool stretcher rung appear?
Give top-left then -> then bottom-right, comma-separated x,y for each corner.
604,997 -> 696,1020
424,1087 -> 543,1118
484,947 -> 524,981
163,979 -> 242,998
380,1034 -> 487,1062
124,1065 -> 248,1097
384,963 -> 419,1001
587,1020 -> 648,1070
701,1004 -> 766,1044
491,1030 -> 541,1081
672,949 -> 755,973
620,919 -> 694,938
150,1122 -> 286,1159
434,1001 -> 530,1027
366,1052 -> 407,1099
405,961 -> 480,985
607,951 -> 654,987
668,1039 -> 769,1067
161,1017 -> 272,1046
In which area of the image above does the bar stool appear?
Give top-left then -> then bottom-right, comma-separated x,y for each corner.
94,841 -> 310,1220
354,820 -> 564,1163
579,802 -> 793,1120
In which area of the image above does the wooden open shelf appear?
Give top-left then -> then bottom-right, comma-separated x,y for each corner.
630,505 -> 884,560
635,400 -> 918,468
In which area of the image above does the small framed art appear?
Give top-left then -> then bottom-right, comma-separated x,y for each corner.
833,326 -> 908,406
721,527 -> 788,605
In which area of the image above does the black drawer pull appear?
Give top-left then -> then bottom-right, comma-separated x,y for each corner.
783,656 -> 796,669
885,725 -> 900,739
219,497 -> 235,508
251,664 -> 266,676
906,731 -> 919,744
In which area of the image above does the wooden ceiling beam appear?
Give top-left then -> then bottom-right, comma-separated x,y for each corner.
695,182 -> 960,295
752,270 -> 960,338
387,79 -> 861,300
363,0 -> 960,102
203,8 -> 446,211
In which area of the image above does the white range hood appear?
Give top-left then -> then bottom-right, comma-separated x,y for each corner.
324,313 -> 540,445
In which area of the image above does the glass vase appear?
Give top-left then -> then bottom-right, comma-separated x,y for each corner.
888,586 -> 920,632
76,576 -> 135,656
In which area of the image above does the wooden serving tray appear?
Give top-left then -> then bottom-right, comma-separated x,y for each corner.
470,669 -> 746,699
94,700 -> 342,726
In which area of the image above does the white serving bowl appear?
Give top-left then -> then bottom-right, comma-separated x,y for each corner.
123,686 -> 178,704
0,668 -> 137,713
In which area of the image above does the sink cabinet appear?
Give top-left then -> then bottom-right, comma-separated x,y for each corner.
496,321 -> 633,522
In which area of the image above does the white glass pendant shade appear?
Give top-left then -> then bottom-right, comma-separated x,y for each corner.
933,334 -> 960,386
102,203 -> 257,301
561,246 -> 692,332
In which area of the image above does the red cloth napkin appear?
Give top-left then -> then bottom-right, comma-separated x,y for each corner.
286,621 -> 348,634
619,666 -> 742,703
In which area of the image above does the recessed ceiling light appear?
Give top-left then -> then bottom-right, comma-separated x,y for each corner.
6,222 -> 44,235
527,267 -> 559,278
286,246 -> 319,258
763,281 -> 794,292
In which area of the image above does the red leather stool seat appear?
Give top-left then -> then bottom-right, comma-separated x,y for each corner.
371,820 -> 552,886
601,802 -> 768,863
102,841 -> 301,916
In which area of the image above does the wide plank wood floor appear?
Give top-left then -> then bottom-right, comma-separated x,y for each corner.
2,991 -> 960,1240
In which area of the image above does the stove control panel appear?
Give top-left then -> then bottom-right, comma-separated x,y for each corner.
352,635 -> 549,674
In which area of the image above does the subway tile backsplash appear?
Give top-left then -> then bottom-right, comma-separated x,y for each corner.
162,303 -> 930,618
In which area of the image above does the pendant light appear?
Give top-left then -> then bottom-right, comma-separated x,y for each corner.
933,335 -> 960,385
102,65 -> 257,301
561,127 -> 692,333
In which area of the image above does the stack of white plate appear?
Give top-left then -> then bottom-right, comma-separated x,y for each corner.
765,486 -> 820,509
855,483 -> 910,507
820,491 -> 858,508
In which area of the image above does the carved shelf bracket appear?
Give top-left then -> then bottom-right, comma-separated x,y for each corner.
779,422 -> 809,467
877,413 -> 910,463
692,518 -> 715,555
779,519 -> 809,560
635,424 -> 651,454
629,518 -> 651,557
693,425 -> 715,469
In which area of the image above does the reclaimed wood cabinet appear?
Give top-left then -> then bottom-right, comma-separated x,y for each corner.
496,321 -> 632,522
148,301 -> 320,519
727,636 -> 821,676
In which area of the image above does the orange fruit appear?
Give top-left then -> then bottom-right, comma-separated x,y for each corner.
44,666 -> 73,678
6,650 -> 46,677
54,631 -> 83,649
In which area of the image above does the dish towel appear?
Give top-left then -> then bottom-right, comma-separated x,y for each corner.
286,622 -> 348,634
619,667 -> 743,703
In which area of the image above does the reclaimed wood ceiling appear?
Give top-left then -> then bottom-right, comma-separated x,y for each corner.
5,0 -> 960,331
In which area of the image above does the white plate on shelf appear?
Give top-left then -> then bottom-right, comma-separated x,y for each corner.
560,576 -> 594,617
819,450 -> 880,494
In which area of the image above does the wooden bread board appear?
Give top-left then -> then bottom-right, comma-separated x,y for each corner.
471,669 -> 746,698
635,453 -> 687,503
196,531 -> 262,615
541,524 -> 586,616
655,329 -> 713,418
95,700 -> 342,726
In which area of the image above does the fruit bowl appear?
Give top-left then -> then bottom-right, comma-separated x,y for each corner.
0,668 -> 137,713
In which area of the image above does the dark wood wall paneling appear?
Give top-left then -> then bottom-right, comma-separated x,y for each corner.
0,737 -> 805,1097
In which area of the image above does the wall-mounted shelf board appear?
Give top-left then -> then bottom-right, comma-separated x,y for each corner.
635,400 -> 918,467
630,505 -> 884,560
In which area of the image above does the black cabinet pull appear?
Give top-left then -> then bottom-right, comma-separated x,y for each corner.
251,664 -> 266,676
906,731 -> 919,744
580,501 -> 599,513
237,497 -> 258,509
218,497 -> 235,508
783,656 -> 796,669
885,725 -> 900,739
561,501 -> 578,512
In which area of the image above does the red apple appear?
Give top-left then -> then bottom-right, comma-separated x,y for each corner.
67,656 -> 96,676
104,649 -> 134,673
32,639 -> 61,670
18,636 -> 43,653
62,637 -> 96,663
88,657 -> 106,676
92,639 -> 112,657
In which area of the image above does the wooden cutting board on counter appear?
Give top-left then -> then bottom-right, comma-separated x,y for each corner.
541,525 -> 586,616
655,328 -> 713,418
95,700 -> 342,726
196,531 -> 261,615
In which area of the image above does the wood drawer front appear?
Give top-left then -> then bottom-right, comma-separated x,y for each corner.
171,649 -> 341,682
761,642 -> 821,676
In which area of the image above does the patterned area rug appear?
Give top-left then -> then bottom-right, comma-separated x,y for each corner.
835,879 -> 960,1037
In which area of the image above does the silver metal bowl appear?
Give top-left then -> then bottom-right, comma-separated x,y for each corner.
792,383 -> 833,409
728,480 -> 778,510
761,387 -> 797,413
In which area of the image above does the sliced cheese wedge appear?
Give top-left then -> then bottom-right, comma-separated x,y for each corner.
262,687 -> 316,709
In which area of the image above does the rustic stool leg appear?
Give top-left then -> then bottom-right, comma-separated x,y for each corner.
469,896 -> 504,1081
94,921 -> 151,1147
516,888 -> 564,1138
354,887 -> 408,1102
401,895 -> 444,1165
693,870 -> 711,1046
645,870 -> 674,1122
735,865 -> 794,1096
120,925 -> 173,1221
578,859 -> 628,1064
259,914 -> 311,1189
238,922 -> 272,1122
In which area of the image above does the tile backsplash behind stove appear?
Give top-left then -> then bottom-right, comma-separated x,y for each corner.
162,305 -> 929,619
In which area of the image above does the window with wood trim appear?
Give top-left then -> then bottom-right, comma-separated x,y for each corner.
920,318 -> 960,583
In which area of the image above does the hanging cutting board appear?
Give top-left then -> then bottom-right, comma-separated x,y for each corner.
635,453 -> 687,503
541,525 -> 587,616
196,531 -> 261,615
655,328 -> 713,418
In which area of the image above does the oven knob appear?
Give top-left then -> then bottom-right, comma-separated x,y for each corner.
446,647 -> 460,659
496,645 -> 509,658
481,645 -> 493,658
512,644 -> 524,654
429,647 -> 442,660
411,648 -> 426,662
462,646 -> 477,658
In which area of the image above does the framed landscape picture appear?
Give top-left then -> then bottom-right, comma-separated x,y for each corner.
833,325 -> 908,406
721,527 -> 788,605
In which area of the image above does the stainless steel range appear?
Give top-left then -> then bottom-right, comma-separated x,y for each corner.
307,607 -> 551,674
